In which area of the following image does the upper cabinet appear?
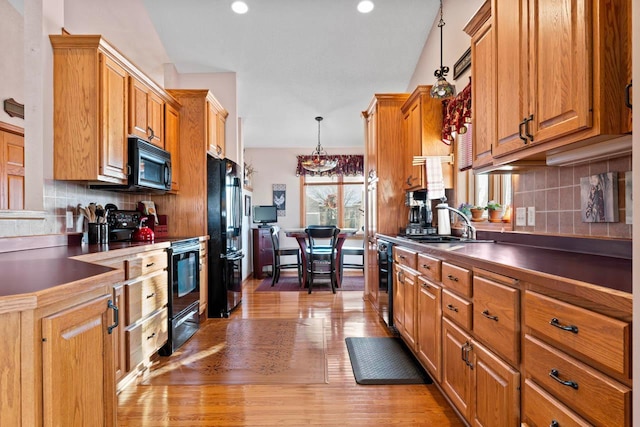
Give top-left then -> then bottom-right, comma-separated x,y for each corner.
464,1 -> 494,170
401,86 -> 453,191
468,0 -> 631,170
0,124 -> 25,210
129,76 -> 165,148
164,102 -> 181,192
50,34 -> 180,184
207,96 -> 228,159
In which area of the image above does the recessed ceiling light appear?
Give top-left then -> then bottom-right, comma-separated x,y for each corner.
231,1 -> 249,14
357,1 -> 374,13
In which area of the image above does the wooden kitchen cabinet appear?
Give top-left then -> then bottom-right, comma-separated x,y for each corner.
129,75 -> 165,148
0,125 -> 25,210
491,0 -> 630,161
199,238 -> 208,317
112,284 -> 126,384
401,86 -> 452,191
464,1 -> 494,169
417,276 -> 442,382
154,89 -> 227,238
51,35 -> 129,184
252,227 -> 273,279
362,94 -> 409,309
395,264 -> 417,349
42,293 -> 116,426
164,102 -> 181,192
207,96 -> 228,158
442,317 -> 473,420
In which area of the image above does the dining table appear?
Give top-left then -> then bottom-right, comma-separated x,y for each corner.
284,228 -> 357,288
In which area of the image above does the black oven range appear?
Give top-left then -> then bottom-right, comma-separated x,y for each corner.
160,238 -> 201,355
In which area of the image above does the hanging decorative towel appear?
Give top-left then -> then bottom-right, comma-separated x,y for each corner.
425,157 -> 445,200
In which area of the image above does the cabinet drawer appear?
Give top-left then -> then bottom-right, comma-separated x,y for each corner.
441,262 -> 472,297
126,307 -> 168,370
523,379 -> 591,427
442,288 -> 472,331
125,270 -> 168,326
126,250 -> 168,279
393,246 -> 417,270
524,335 -> 631,427
473,276 -> 519,366
524,291 -> 630,378
417,253 -> 441,282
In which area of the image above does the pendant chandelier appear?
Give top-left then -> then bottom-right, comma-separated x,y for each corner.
301,116 -> 338,173
430,0 -> 456,99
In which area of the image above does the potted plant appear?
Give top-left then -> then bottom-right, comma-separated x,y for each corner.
486,200 -> 503,222
458,203 -> 473,219
468,205 -> 485,221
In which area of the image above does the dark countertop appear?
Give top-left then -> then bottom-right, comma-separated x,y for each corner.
0,237 -> 195,298
380,234 -> 632,295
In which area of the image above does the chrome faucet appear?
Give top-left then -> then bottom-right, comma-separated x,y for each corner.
436,205 -> 477,240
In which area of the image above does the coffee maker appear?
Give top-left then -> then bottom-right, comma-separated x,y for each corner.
405,190 -> 434,235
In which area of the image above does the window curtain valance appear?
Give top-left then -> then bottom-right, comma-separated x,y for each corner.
295,154 -> 364,177
441,77 -> 472,144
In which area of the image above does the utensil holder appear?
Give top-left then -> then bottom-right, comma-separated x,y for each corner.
88,223 -> 109,244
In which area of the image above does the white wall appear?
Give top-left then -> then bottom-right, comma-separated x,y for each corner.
408,0 -> 483,90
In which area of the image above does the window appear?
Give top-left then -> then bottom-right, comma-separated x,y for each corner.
302,174 -> 364,229
474,173 -> 512,216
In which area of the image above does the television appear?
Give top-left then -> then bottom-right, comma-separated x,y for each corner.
253,205 -> 278,226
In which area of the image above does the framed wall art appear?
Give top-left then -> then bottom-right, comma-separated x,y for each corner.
579,172 -> 619,223
273,184 -> 286,216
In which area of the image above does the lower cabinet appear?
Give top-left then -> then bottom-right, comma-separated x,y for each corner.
416,276 -> 442,382
442,318 -> 520,426
393,263 -> 417,347
41,293 -> 117,426
199,238 -> 208,316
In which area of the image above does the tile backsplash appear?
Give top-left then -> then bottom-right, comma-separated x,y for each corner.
0,180 -> 141,238
512,155 -> 631,239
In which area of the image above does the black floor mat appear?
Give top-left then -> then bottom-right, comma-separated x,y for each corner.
345,337 -> 432,385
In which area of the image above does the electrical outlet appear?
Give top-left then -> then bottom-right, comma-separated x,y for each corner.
515,207 -> 526,226
66,211 -> 74,229
527,206 -> 536,226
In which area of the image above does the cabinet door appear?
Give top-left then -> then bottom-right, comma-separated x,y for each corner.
148,91 -> 165,148
199,251 -> 208,316
442,318 -> 472,420
404,101 -> 422,190
402,266 -> 417,349
0,129 -> 25,210
113,285 -> 127,385
42,294 -> 116,427
216,110 -> 226,159
417,277 -> 442,382
0,312 -> 21,426
392,264 -> 404,333
129,76 -> 150,140
471,340 -> 520,427
527,0 -> 591,144
100,55 -> 128,181
165,103 -> 180,191
207,101 -> 219,157
492,0 -> 529,157
470,17 -> 495,169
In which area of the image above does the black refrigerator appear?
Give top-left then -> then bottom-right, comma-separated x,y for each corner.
207,156 -> 244,318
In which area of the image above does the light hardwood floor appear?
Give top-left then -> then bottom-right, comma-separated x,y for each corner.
117,275 -> 464,426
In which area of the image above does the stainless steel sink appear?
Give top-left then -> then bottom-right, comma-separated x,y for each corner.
400,235 -> 494,244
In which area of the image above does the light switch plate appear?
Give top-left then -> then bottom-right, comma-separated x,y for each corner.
66,211 -> 74,229
515,207 -> 526,226
527,206 -> 536,226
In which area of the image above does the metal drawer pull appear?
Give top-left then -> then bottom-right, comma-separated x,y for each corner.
481,310 -> 499,321
421,283 -> 430,290
549,369 -> 578,389
146,292 -> 155,299
447,274 -> 458,282
550,421 -> 559,427
146,262 -> 155,268
422,264 -> 431,270
147,332 -> 156,340
107,299 -> 119,335
550,317 -> 579,334
446,304 -> 458,313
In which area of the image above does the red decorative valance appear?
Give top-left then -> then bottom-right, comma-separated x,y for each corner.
442,77 -> 472,144
295,154 -> 364,177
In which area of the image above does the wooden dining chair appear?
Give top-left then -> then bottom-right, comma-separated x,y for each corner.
304,226 -> 340,293
269,226 -> 301,286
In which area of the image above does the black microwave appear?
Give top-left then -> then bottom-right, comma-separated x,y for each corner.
90,137 -> 172,193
